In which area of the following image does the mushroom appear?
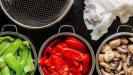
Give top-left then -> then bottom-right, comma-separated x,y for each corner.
100,62 -> 111,72
115,71 -> 125,75
117,45 -> 128,54
116,61 -> 123,72
104,51 -> 116,63
123,63 -> 128,75
128,45 -> 133,54
121,54 -> 127,62
99,54 -> 105,62
127,54 -> 133,66
129,37 -> 133,42
109,39 -> 121,49
114,51 -> 121,58
110,59 -> 120,70
123,63 -> 133,75
121,37 -> 129,45
101,44 -> 112,53
101,69 -> 114,75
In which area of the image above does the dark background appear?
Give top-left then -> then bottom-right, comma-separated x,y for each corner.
0,0 -> 133,75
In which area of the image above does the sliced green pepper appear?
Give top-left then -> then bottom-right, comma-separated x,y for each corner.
23,41 -> 30,49
5,53 -> 19,71
0,41 -> 10,56
1,66 -> 10,75
24,52 -> 35,73
4,38 -> 22,55
0,36 -> 14,43
0,71 -> 1,75
0,56 -> 6,69
16,45 -> 28,75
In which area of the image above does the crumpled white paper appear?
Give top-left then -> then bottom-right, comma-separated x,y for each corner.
84,0 -> 133,40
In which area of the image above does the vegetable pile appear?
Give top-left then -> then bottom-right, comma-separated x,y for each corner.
0,36 -> 35,75
98,36 -> 133,75
38,36 -> 92,75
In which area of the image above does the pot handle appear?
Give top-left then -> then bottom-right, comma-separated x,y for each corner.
58,25 -> 75,34
117,25 -> 133,32
1,25 -> 18,32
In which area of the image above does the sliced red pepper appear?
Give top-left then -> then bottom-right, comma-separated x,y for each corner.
69,68 -> 81,75
42,67 -> 51,75
56,48 -> 84,62
50,55 -> 69,75
55,42 -> 68,50
65,37 -> 87,53
38,56 -> 47,66
83,54 -> 91,74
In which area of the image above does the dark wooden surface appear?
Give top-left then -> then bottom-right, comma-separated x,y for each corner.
0,0 -> 133,75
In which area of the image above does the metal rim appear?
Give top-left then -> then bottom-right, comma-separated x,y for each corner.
0,31 -> 38,75
96,32 -> 133,75
38,32 -> 95,75
0,0 -> 74,29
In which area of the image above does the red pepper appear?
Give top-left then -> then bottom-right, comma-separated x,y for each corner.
69,68 -> 82,75
55,42 -> 68,50
42,67 -> 51,75
56,48 -> 84,62
83,54 -> 91,74
50,55 -> 69,75
38,56 -> 47,66
65,37 -> 87,53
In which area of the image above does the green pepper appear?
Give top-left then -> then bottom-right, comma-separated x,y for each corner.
1,66 -> 10,75
16,45 -> 28,75
4,38 -> 22,55
0,41 -> 10,56
0,36 -> 14,43
23,41 -> 30,49
24,52 -> 35,73
5,53 -> 19,71
0,56 -> 6,69
0,71 -> 1,75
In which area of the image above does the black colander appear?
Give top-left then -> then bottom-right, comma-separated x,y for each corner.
0,0 -> 74,29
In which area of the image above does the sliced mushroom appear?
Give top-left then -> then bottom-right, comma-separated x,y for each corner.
129,37 -> 133,42
100,62 -> 111,72
116,61 -> 123,72
121,54 -> 127,62
109,39 -> 121,49
117,45 -> 128,54
101,69 -> 114,75
101,44 -> 112,53
128,45 -> 133,54
104,51 -> 116,63
110,59 -> 119,70
121,37 -> 129,45
114,51 -> 121,58
123,63 -> 128,75
127,54 -> 133,66
115,71 -> 125,75
99,54 -> 105,62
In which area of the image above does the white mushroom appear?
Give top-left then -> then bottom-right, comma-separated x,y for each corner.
104,51 -> 116,63
99,54 -> 105,62
121,54 -> 127,62
114,51 -> 121,58
110,59 -> 119,70
101,44 -> 112,53
126,54 -> 133,66
121,37 -> 129,45
101,69 -> 114,75
115,71 -> 125,75
116,61 -> 123,72
100,62 -> 111,72
129,37 -> 133,42
117,45 -> 128,54
128,45 -> 133,54
109,39 -> 121,49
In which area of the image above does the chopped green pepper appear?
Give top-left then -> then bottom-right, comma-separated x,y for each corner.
23,41 -> 30,49
0,56 -> 6,69
0,36 -> 14,43
5,53 -> 19,71
0,41 -> 10,56
24,52 -> 35,73
1,66 -> 10,75
4,38 -> 22,55
16,45 -> 28,75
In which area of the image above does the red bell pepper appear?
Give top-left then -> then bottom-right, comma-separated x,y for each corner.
65,37 -> 87,53
56,48 -> 84,62
50,55 -> 69,75
42,67 -> 51,75
83,54 -> 91,74
69,68 -> 82,75
38,56 -> 47,66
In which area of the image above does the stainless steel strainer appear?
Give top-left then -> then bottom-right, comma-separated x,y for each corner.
0,0 -> 74,29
